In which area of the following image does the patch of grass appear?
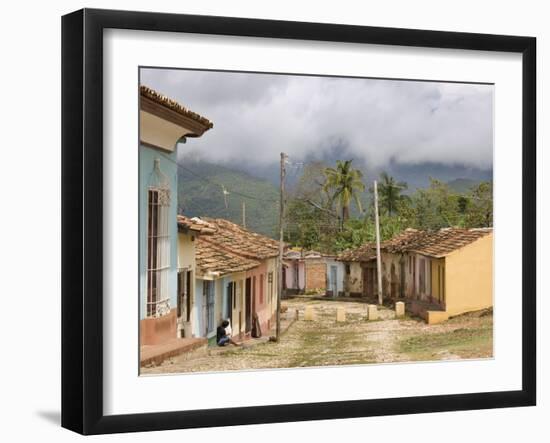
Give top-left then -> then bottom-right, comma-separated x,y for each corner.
285,321 -> 375,368
398,320 -> 493,361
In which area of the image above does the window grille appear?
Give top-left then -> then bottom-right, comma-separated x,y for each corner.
146,159 -> 171,318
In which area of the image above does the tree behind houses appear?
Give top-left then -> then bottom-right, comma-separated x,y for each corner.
323,160 -> 365,223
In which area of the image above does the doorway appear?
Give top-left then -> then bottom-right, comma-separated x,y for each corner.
245,277 -> 252,332
330,265 -> 338,296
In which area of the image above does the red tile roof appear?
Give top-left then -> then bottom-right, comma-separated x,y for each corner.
140,85 -> 213,130
405,227 -> 492,258
339,227 -> 492,261
199,217 -> 280,260
177,215 -> 216,235
195,238 -> 259,276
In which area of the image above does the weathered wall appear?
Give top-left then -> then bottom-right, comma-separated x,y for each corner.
380,252 -> 405,299
344,262 -> 363,295
140,309 -> 177,346
444,234 -> 493,316
305,259 -> 327,291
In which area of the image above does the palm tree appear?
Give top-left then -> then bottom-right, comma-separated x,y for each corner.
377,172 -> 408,216
323,160 -> 365,223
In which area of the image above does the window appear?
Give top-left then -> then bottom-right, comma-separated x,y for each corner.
345,264 -> 351,275
268,272 -> 274,304
146,187 -> 171,317
259,274 -> 264,304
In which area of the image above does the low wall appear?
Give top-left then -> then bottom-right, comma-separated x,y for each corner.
408,300 -> 448,325
140,309 -> 177,345
426,311 -> 449,325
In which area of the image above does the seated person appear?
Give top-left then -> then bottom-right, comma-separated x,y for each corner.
216,320 -> 240,346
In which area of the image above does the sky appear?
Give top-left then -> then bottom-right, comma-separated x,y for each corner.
140,68 -> 494,171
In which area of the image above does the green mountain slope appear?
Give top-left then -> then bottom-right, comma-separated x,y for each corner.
177,160 -> 279,238
446,178 -> 481,194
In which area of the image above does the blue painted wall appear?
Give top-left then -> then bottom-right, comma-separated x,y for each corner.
222,276 -> 230,321
194,279 -> 204,337
139,145 -> 178,320
326,259 -> 346,295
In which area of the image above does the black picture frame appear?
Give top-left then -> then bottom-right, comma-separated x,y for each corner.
61,8 -> 536,435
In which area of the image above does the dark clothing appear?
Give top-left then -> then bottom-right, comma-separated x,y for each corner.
216,326 -> 227,344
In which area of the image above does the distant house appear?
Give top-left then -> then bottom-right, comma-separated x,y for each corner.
283,250 -> 337,295
302,251 -> 328,293
283,250 -> 305,294
139,86 -> 213,346
339,227 -> 493,323
193,218 -> 280,341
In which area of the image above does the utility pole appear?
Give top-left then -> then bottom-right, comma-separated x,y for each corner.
374,180 -> 383,305
242,201 -> 246,228
276,152 -> 287,342
222,185 -> 230,210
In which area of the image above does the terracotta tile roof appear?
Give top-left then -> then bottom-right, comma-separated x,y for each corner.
284,250 -> 302,259
338,243 -> 377,262
140,86 -> 214,130
199,217 -> 280,260
284,249 -> 324,260
177,215 -> 216,235
338,227 -> 492,261
405,227 -> 492,258
196,237 -> 259,276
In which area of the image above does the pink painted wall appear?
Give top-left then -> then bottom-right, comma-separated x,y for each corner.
245,261 -> 273,335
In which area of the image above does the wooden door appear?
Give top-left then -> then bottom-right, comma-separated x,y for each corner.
245,277 -> 252,332
226,282 -> 234,326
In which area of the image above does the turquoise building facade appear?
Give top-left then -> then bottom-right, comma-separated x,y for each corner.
139,145 -> 179,320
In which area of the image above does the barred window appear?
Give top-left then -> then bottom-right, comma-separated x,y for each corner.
146,182 -> 171,316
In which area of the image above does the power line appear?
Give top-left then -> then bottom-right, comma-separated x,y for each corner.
158,152 -> 279,203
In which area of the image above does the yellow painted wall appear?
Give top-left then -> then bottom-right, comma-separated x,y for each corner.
176,232 -> 196,336
427,310 -> 449,324
444,233 -> 493,316
177,232 -> 196,270
430,258 -> 445,304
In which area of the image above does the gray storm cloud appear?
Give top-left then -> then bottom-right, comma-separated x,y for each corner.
140,68 -> 493,169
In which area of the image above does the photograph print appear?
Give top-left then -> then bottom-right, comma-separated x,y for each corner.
138,67 -> 494,375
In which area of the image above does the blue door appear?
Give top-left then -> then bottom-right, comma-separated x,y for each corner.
203,281 -> 215,336
330,265 -> 338,296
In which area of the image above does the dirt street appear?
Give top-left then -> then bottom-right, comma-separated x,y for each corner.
141,296 -> 493,375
